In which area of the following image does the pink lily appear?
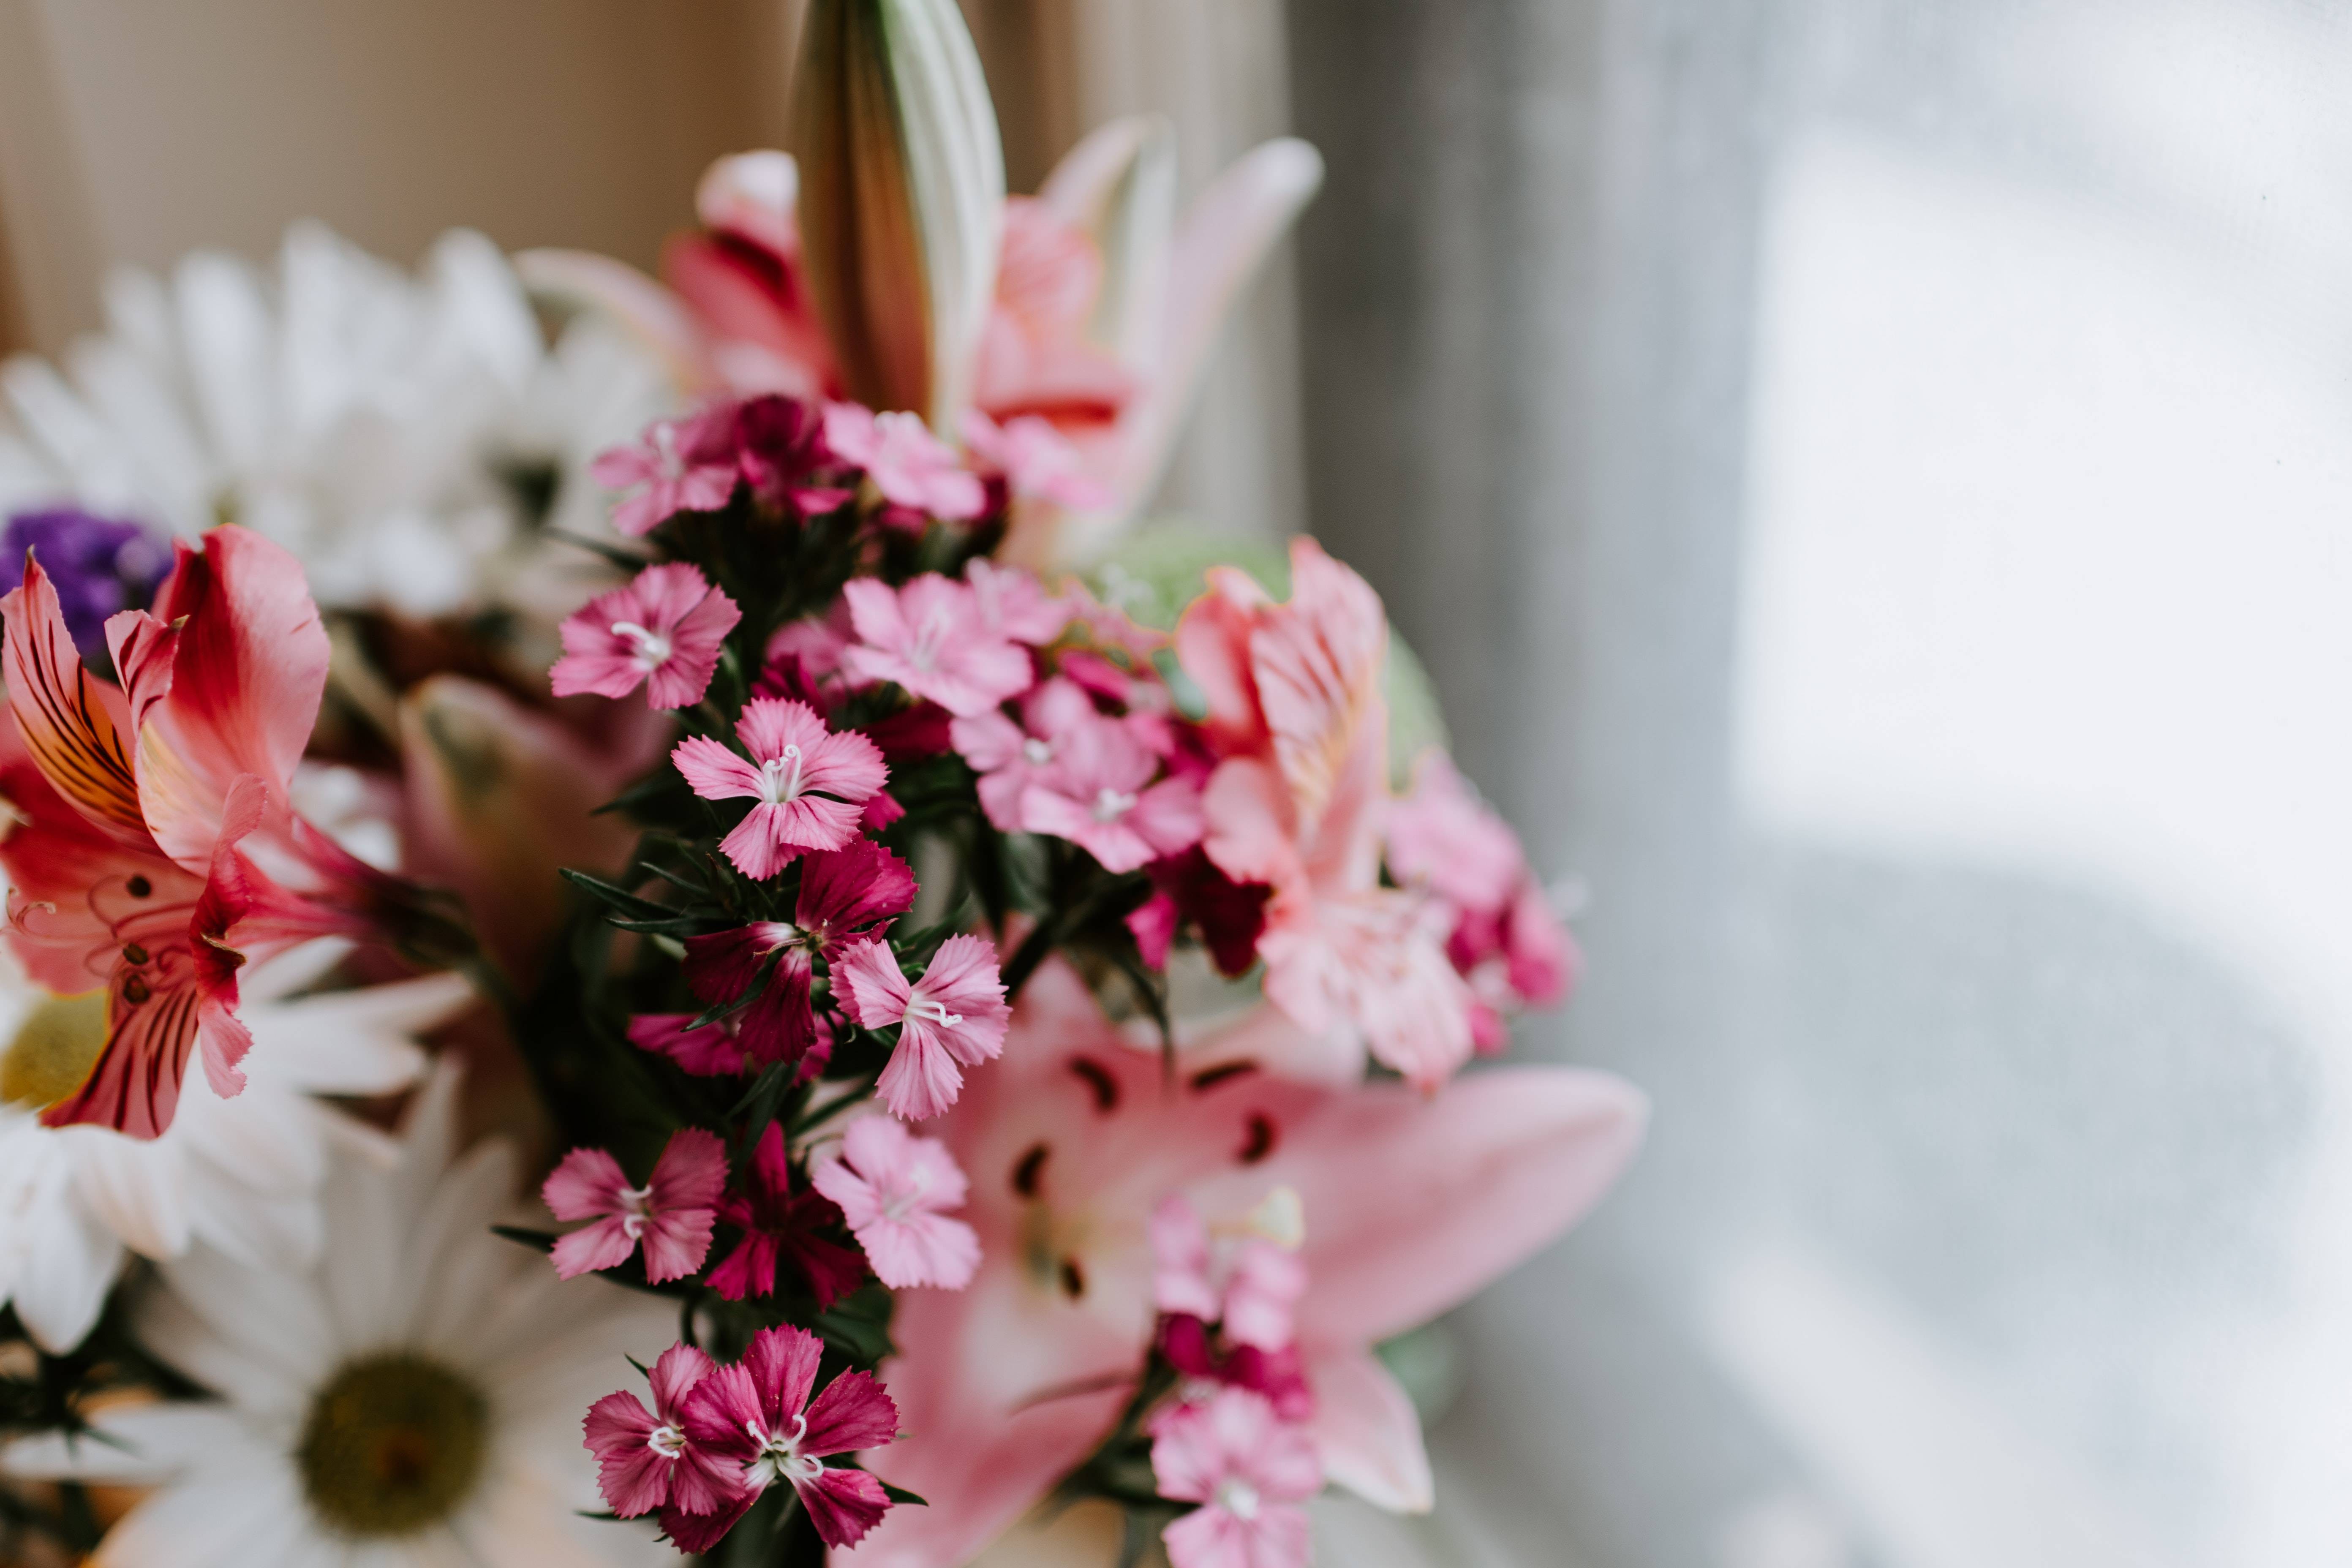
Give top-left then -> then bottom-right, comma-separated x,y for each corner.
590,409 -> 740,536
840,575 -> 1032,718
517,113 -> 1323,566
834,961 -> 1646,1568
1152,1388 -> 1322,1568
677,1324 -> 903,1551
672,697 -> 889,879
810,1115 -> 981,1290
551,563 -> 742,710
1180,536 -> 1478,1089
1019,713 -> 1205,874
962,409 -> 1109,510
585,1342 -> 739,1521
822,402 -> 987,522
542,1128 -> 728,1282
834,934 -> 1011,1121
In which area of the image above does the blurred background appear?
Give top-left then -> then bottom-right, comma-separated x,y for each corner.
3,1 -> 2347,1565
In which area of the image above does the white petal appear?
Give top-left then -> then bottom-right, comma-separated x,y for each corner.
243,972 -> 472,1093
0,1404 -> 249,1482
94,1462 -> 308,1568
12,1175 -> 125,1352
61,1124 -> 191,1258
144,1247 -> 335,1413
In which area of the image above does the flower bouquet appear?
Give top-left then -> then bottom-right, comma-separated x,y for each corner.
0,3 -> 1644,1565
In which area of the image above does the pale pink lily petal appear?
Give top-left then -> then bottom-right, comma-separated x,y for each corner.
1303,1348 -> 1431,1515
964,410 -> 1111,509
841,575 -> 1032,717
810,1116 -> 980,1288
552,563 -> 742,710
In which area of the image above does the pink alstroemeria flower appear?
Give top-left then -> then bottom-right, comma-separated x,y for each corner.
585,1342 -> 738,1522
835,934 -> 1011,1122
1152,1388 -> 1322,1568
0,531 -> 428,1137
822,402 -> 987,522
551,563 -> 742,710
673,697 -> 888,879
1180,536 -> 1477,1089
543,1128 -> 728,1282
841,575 -> 1032,719
810,1116 -> 982,1290
676,1325 -> 902,1552
1021,716 -> 1206,875
949,676 -> 1099,832
710,1122 -> 869,1307
834,962 -> 1645,1568
591,409 -> 740,536
681,838 -> 918,1072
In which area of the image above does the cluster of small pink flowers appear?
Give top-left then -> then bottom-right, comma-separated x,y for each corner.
1147,1194 -> 1323,1568
585,1324 -> 901,1551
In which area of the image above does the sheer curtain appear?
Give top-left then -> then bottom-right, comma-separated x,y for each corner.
1288,2 -> 2350,1565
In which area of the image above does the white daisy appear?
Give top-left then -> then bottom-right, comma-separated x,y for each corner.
0,942 -> 472,1353
1,1065 -> 674,1567
0,223 -> 671,620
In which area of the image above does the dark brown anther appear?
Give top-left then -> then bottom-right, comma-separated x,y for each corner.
122,943 -> 149,966
122,974 -> 151,1004
1058,1258 -> 1086,1299
1239,1113 -> 1277,1164
1068,1057 -> 1119,1113
1189,1060 -> 1258,1093
125,876 -> 152,898
1011,1142 -> 1049,1198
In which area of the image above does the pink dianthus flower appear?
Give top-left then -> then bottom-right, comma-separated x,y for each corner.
542,1129 -> 727,1283
1152,1388 -> 1322,1568
835,934 -> 1010,1121
551,563 -> 740,710
810,1116 -> 981,1289
672,698 -> 888,879
841,574 -> 1033,718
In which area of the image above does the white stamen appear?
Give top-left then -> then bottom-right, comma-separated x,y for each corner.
1092,787 -> 1137,823
759,743 -> 807,805
1216,1478 -> 1262,1521
1021,737 -> 1054,765
748,1412 -> 824,1489
906,996 -> 964,1030
647,1424 -> 685,1459
617,1181 -> 655,1241
611,620 -> 673,667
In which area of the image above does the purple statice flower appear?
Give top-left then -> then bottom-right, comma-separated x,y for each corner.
0,509 -> 174,658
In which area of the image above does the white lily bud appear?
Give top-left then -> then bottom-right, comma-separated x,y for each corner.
1038,114 -> 1180,372
790,0 -> 1004,436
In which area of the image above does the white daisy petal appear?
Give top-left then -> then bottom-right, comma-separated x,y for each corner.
12,1171 -> 124,1353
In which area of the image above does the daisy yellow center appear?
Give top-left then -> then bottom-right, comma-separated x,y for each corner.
298,1354 -> 488,1538
0,992 -> 108,1108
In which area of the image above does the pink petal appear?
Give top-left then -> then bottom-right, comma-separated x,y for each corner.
550,651 -> 651,701
640,1211 -> 716,1285
707,1233 -> 779,1301
584,1389 -> 670,1516
552,1217 -> 640,1280
801,727 -> 890,802
627,1013 -> 748,1077
797,840 -> 918,946
650,1127 -> 730,1211
841,577 -> 910,653
543,1147 -> 630,1221
948,709 -> 1026,772
834,939 -> 912,1029
800,1369 -> 900,1458
674,735 -> 764,801
745,1324 -> 825,1426
1268,1066 -> 1648,1350
1304,1348 -> 1429,1513
650,1342 -> 719,1421
877,1030 -> 965,1121
735,696 -> 831,765
718,805 -> 798,879
858,1211 -> 981,1290
797,1465 -> 893,1550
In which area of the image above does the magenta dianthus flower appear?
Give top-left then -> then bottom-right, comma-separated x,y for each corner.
542,1129 -> 727,1282
810,1116 -> 981,1289
672,698 -> 888,879
551,563 -> 740,710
